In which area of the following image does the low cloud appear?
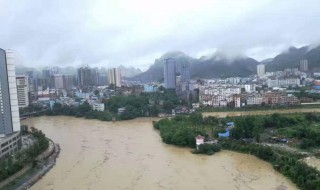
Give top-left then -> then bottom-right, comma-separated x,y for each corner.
1,0 -> 320,70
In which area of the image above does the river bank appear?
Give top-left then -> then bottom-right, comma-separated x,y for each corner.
22,116 -> 297,190
0,139 -> 60,190
203,107 -> 320,118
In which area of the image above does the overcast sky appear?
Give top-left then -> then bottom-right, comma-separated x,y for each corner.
1,0 -> 320,70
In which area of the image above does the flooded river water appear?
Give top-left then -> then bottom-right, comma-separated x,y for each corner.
22,116 -> 297,190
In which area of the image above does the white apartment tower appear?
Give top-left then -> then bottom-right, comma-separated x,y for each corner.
16,75 -> 29,108
108,68 -> 122,87
257,64 -> 265,78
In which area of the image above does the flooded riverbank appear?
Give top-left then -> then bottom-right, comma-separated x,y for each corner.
203,107 -> 320,118
22,116 -> 297,190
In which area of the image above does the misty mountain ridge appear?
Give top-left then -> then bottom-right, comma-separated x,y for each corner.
131,45 -> 320,82
131,51 -> 260,82
14,45 -> 320,81
119,65 -> 142,78
265,45 -> 320,71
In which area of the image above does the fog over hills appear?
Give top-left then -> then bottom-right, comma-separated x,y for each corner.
265,45 -> 320,72
130,45 -> 320,82
15,45 -> 320,81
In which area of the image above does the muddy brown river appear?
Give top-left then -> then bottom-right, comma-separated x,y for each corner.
22,116 -> 297,190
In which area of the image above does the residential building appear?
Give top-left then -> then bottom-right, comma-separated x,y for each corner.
50,66 -> 60,75
233,95 -> 241,108
267,78 -> 300,88
0,49 -> 21,159
246,94 -> 264,106
144,84 -> 158,92
300,59 -> 308,72
163,57 -> 190,89
53,74 -> 64,89
16,75 -> 29,108
195,135 -> 205,150
92,103 -> 105,112
164,58 -> 176,89
257,64 -> 265,78
108,68 -> 122,87
98,73 -> 108,86
77,67 -> 94,87
63,74 -> 76,90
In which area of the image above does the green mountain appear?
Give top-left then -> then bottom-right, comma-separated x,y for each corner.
130,51 -> 259,82
265,45 -> 320,72
191,55 -> 259,78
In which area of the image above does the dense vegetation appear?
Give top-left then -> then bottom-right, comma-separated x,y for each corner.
221,140 -> 320,190
44,89 -> 184,121
229,112 -> 320,149
154,112 -> 320,189
0,128 -> 49,182
153,113 -> 222,149
192,144 -> 221,155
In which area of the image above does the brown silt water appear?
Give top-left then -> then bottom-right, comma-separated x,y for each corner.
22,116 -> 297,190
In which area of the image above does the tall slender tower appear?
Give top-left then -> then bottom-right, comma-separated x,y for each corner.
108,68 -> 122,87
164,58 -> 176,89
0,49 -> 20,136
257,64 -> 265,78
300,59 -> 308,72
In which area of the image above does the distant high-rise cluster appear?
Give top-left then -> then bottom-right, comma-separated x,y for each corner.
0,49 -> 21,159
300,59 -> 308,72
257,64 -> 265,78
108,68 -> 122,87
163,58 -> 190,89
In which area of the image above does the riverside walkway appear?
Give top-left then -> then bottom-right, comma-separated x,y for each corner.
0,140 -> 60,190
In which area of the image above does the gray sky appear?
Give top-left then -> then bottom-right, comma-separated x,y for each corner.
1,0 -> 320,70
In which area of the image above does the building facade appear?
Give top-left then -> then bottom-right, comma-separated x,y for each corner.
16,75 -> 29,108
164,58 -> 176,89
77,67 -> 94,87
0,49 -> 20,136
300,59 -> 308,72
92,103 -> 105,112
0,49 -> 21,159
108,68 -> 122,87
63,74 -> 76,90
257,64 -> 265,78
53,74 -> 64,89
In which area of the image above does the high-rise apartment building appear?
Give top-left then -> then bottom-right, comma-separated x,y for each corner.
53,74 -> 64,89
257,64 -> 265,78
0,49 -> 20,135
164,58 -> 176,89
50,66 -> 60,75
300,59 -> 308,72
163,58 -> 190,89
0,49 -> 21,159
16,75 -> 29,108
108,68 -> 122,87
63,74 -> 76,90
77,67 -> 94,87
